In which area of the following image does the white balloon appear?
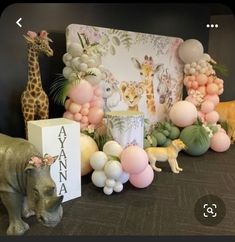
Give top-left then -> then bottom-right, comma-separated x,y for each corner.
63,53 -> 72,63
67,43 -> 83,57
91,170 -> 107,188
87,58 -> 97,68
103,186 -> 113,195
90,151 -> 108,170
81,54 -> 89,63
178,39 -> 204,64
201,53 -> 211,62
103,141 -> 123,158
105,178 -> 116,188
104,160 -> 123,179
71,57 -> 81,70
113,182 -> 123,193
65,60 -> 71,67
189,68 -> 196,75
191,62 -> 197,68
68,72 -> 78,82
185,64 -> 190,69
78,63 -> 88,72
62,67 -> 73,79
117,171 -> 130,184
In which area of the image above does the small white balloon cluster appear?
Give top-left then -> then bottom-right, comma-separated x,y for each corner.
183,58 -> 215,76
62,34 -> 106,85
90,141 -> 130,195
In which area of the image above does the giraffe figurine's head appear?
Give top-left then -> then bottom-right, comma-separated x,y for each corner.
23,30 -> 53,57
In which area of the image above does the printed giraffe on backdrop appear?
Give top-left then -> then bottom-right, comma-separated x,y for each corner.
132,55 -> 163,114
21,30 -> 53,137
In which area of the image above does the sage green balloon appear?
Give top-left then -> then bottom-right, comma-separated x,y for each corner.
179,125 -> 210,156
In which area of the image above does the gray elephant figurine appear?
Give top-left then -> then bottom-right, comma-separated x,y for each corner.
0,133 -> 63,235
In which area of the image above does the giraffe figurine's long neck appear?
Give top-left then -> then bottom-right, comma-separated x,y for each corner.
26,46 -> 42,95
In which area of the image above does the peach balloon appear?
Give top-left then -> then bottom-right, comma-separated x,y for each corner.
83,102 -> 90,109
218,88 -> 224,95
207,76 -> 214,84
69,102 -> 81,114
186,80 -> 192,88
191,81 -> 198,89
81,116 -> 89,124
204,94 -> 220,106
197,111 -> 205,121
80,122 -> 88,130
169,101 -> 198,127
81,108 -> 89,116
68,80 -> 93,104
183,76 -> 189,85
205,111 -> 219,124
129,165 -> 154,188
207,83 -> 219,95
201,100 -> 214,114
210,132 -> 231,152
94,87 -> 103,97
74,112 -> 82,121
196,74 -> 208,85
121,145 -> 148,174
88,107 -> 104,124
63,111 -> 73,120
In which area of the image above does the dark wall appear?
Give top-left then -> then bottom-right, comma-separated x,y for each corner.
0,3 -> 233,138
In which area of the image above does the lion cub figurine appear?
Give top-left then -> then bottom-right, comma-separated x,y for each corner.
145,139 -> 186,174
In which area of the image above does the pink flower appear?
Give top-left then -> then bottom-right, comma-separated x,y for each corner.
29,156 -> 43,168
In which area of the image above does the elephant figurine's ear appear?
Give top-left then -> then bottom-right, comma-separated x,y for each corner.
24,163 -> 36,174
43,154 -> 58,166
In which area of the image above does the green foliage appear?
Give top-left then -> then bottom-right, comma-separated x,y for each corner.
211,62 -> 228,77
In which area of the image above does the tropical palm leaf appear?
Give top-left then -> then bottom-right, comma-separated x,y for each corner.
211,63 -> 228,77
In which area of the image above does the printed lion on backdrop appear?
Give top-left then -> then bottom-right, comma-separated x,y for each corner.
120,81 -> 145,112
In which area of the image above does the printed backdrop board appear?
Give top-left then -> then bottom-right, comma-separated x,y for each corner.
66,24 -> 184,126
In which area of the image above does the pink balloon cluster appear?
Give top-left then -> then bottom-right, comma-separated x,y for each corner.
184,74 -> 224,98
120,145 -> 154,188
63,80 -> 104,130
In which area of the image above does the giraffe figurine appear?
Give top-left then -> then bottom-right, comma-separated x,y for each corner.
132,55 -> 163,114
21,30 -> 53,138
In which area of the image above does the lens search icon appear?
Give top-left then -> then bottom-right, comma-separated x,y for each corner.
203,204 -> 217,217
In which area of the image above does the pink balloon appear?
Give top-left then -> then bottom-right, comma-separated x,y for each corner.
81,108 -> 89,116
186,80 -> 192,88
189,75 -> 196,82
207,76 -> 214,84
206,83 -> 219,95
82,102 -> 90,109
201,100 -> 215,114
121,145 -> 148,174
191,81 -> 199,89
129,165 -> 154,188
169,101 -> 198,127
183,76 -> 190,86
68,80 -> 93,105
205,111 -> 219,124
81,116 -> 89,124
196,74 -> 208,85
74,112 -> 82,121
80,122 -> 88,130
94,87 -> 103,97
68,102 -> 81,114
87,107 -> 104,124
90,99 -> 104,108
63,111 -> 73,120
204,95 -> 220,106
218,88 -> 224,95
210,132 -> 231,152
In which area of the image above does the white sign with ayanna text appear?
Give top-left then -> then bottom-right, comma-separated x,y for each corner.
28,118 -> 81,202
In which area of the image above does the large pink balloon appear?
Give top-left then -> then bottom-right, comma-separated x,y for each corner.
87,107 -> 104,124
121,145 -> 148,174
129,165 -> 154,188
169,101 -> 198,127
205,111 -> 219,124
204,94 -> 220,106
201,100 -> 214,114
68,80 -> 93,104
210,132 -> 231,152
